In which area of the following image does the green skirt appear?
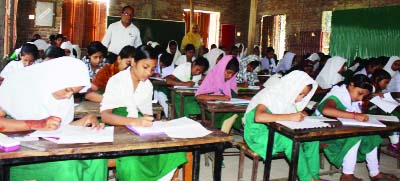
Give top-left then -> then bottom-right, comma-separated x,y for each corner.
10,159 -> 107,181
174,94 -> 200,118
113,107 -> 187,181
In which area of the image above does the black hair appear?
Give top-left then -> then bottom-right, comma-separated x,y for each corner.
20,43 -> 39,59
55,34 -> 64,40
49,34 -> 56,41
371,69 -> 391,88
31,34 -> 41,42
185,44 -> 195,52
134,45 -> 158,62
210,44 -> 217,48
354,57 -> 380,73
153,45 -> 165,56
160,53 -> 173,67
266,46 -> 274,53
118,45 -> 136,59
87,41 -> 108,56
42,45 -> 65,59
168,40 -> 177,47
226,57 -> 240,73
248,61 -> 260,69
122,5 -> 134,13
231,45 -> 238,51
344,74 -> 373,93
193,56 -> 209,71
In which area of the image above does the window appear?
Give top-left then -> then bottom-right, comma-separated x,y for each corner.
260,15 -> 286,59
321,11 -> 332,55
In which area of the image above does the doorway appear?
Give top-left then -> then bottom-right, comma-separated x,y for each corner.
260,15 -> 286,59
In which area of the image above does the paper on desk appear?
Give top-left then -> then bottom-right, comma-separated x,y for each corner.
367,114 -> 399,122
277,119 -> 331,130
306,101 -> 317,110
338,118 -> 386,127
173,85 -> 199,89
29,125 -> 114,144
370,93 -> 399,113
150,77 -> 166,81
211,98 -> 250,105
247,86 -> 260,90
304,116 -> 337,122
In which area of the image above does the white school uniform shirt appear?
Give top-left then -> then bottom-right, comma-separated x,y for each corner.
174,55 -> 195,66
172,62 -> 201,84
0,61 -> 25,79
354,68 -> 370,77
102,21 -> 142,54
101,69 -> 153,118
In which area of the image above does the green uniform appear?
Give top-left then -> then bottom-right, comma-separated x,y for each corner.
244,108 -> 320,181
315,96 -> 382,167
112,107 -> 187,181
206,91 -> 243,129
174,94 -> 201,117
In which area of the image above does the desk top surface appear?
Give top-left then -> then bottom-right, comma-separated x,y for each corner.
0,126 -> 232,160
198,100 -> 247,112
74,102 -> 163,117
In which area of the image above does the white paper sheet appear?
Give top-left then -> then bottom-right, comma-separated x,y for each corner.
305,116 -> 338,122
277,118 -> 331,130
367,114 -> 399,122
210,98 -> 250,105
173,85 -> 199,89
370,93 -> 400,113
338,118 -> 386,127
306,101 -> 317,110
149,77 -> 166,81
29,125 -> 114,144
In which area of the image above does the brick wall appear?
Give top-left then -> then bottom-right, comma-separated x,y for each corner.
256,0 -> 400,57
15,0 -> 62,48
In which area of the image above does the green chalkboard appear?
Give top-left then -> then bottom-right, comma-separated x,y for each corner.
107,16 -> 185,49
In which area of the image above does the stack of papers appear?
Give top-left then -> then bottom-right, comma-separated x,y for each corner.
127,117 -> 212,138
173,85 -> 199,89
338,118 -> 386,127
370,93 -> 400,113
29,125 -> 114,144
211,98 -> 250,105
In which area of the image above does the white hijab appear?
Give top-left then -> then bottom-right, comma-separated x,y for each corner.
235,43 -> 247,59
61,41 -> 75,58
166,40 -> 182,65
315,56 -> 347,89
262,73 -> 283,88
0,57 -> 90,124
33,39 -> 50,51
383,56 -> 400,77
276,52 -> 296,72
204,48 -> 225,70
246,70 -> 317,117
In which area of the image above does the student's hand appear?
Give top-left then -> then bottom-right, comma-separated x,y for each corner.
26,116 -> 61,131
71,114 -> 105,130
136,116 -> 154,127
185,81 -> 195,87
289,112 -> 306,122
153,73 -> 161,78
372,92 -> 384,98
354,113 -> 369,122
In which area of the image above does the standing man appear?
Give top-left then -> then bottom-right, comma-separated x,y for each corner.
102,5 -> 142,62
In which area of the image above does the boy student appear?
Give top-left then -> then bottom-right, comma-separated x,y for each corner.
236,61 -> 260,87
260,46 -> 277,73
174,44 -> 196,66
166,57 -> 209,117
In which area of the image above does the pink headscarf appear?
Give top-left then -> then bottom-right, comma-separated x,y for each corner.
195,55 -> 238,97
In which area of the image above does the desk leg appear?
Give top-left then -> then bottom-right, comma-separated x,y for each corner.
201,105 -> 206,124
192,150 -> 200,181
211,112 -> 215,128
0,165 -> 10,181
171,91 -> 176,119
289,141 -> 300,181
180,94 -> 184,117
213,143 -> 224,181
263,128 -> 275,181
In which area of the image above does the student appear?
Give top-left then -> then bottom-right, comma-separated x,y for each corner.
61,41 -> 74,57
54,34 -> 64,47
235,43 -> 247,60
204,48 -> 225,70
42,45 -> 65,61
82,41 -> 108,80
371,69 -> 391,97
260,46 -> 277,73
383,56 -> 400,92
32,39 -> 50,63
276,51 -> 296,73
353,58 -> 381,78
85,45 -> 135,103
0,43 -> 38,82
166,40 -> 181,65
196,55 -> 244,128
100,45 -> 186,180
153,52 -> 174,116
236,61 -> 260,87
0,57 -> 106,181
244,70 -> 321,181
315,56 -> 347,90
230,45 -> 239,58
314,74 -> 397,181
174,44 -> 196,66
166,57 -> 209,117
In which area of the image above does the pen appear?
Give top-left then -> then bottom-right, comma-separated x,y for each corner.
219,88 -> 225,95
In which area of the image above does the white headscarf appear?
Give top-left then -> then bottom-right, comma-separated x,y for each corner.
166,40 -> 182,65
61,41 -> 74,58
204,48 -> 225,70
246,70 -> 317,117
315,56 -> 347,89
276,52 -> 296,72
262,73 -> 283,88
307,53 -> 320,62
235,43 -> 247,59
0,57 -> 90,124
33,39 -> 50,51
72,45 -> 81,59
383,56 -> 400,77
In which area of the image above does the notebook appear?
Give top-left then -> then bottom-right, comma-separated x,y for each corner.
0,133 -> 20,152
370,93 -> 400,113
210,98 -> 251,105
126,117 -> 212,138
29,125 -> 114,144
276,116 -> 333,130
338,118 -> 386,127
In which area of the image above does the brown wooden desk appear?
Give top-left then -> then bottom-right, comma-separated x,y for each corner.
0,126 -> 233,181
74,101 -> 164,119
263,121 -> 400,181
198,100 -> 247,128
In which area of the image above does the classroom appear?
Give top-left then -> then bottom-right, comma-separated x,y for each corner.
1,0 -> 400,181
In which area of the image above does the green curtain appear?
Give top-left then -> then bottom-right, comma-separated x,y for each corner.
330,6 -> 400,65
